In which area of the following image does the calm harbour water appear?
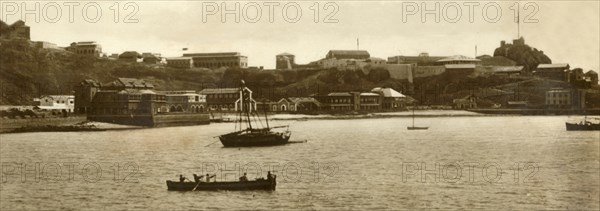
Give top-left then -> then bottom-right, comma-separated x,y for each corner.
1,115 -> 599,210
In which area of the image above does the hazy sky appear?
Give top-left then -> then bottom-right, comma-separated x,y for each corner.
2,1 -> 599,70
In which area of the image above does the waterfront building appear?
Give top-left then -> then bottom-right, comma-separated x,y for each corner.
255,99 -> 277,112
183,52 -> 248,69
287,97 -> 321,111
36,95 -> 75,113
199,87 -> 256,112
78,78 -> 209,126
166,57 -> 193,69
90,89 -> 166,115
452,94 -> 477,109
545,88 -> 571,109
370,87 -> 407,110
74,79 -> 102,114
66,41 -> 102,57
274,98 -> 294,111
314,92 -> 359,111
535,63 -> 570,81
359,93 -> 381,110
160,90 -> 207,113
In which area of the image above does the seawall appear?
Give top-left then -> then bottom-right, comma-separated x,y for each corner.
0,116 -> 86,133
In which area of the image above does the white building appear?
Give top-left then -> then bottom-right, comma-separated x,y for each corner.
546,89 -> 571,108
36,95 -> 75,112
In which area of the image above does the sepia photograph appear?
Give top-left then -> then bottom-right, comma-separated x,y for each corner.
0,0 -> 599,210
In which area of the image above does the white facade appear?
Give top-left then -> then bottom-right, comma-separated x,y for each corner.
37,95 -> 75,112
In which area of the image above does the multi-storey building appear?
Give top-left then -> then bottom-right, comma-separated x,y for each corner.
183,52 -> 248,69
166,57 -> 193,69
199,87 -> 256,112
66,41 -> 102,57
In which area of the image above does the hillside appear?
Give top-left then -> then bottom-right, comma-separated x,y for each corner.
2,38 -> 596,108
0,39 -> 413,105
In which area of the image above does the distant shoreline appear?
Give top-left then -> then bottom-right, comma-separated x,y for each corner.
2,110 -> 598,134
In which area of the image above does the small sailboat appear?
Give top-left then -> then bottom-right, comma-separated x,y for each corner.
407,106 -> 428,130
218,80 -> 291,147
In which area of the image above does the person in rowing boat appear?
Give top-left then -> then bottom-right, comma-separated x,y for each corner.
193,174 -> 204,183
267,171 -> 273,181
239,173 -> 248,182
205,174 -> 216,182
179,174 -> 186,183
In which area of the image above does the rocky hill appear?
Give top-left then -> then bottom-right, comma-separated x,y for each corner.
493,37 -> 552,72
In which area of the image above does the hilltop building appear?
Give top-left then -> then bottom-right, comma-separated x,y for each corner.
183,52 -> 248,69
35,41 -> 60,49
142,53 -> 161,64
166,57 -> 193,69
312,50 -> 390,71
276,53 -> 295,69
119,51 -> 142,63
326,50 -> 370,60
436,55 -> 481,65
0,20 -> 30,40
387,53 -> 445,66
585,70 -> 598,85
66,41 -> 102,57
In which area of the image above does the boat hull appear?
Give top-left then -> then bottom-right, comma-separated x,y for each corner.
566,122 -> 600,131
219,132 -> 290,147
166,179 -> 276,191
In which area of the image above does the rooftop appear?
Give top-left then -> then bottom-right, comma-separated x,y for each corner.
327,92 -> 353,97
326,50 -> 370,59
183,52 -> 243,57
537,63 -> 569,69
437,55 -> 481,62
119,51 -> 142,58
198,88 -> 241,94
104,78 -> 154,89
491,66 -> 524,73
444,64 -> 477,69
371,87 -> 405,98
166,57 -> 192,60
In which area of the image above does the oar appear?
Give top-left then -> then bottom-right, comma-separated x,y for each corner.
192,180 -> 202,191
